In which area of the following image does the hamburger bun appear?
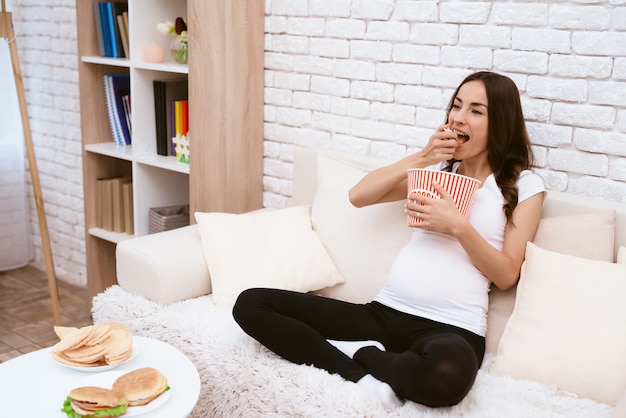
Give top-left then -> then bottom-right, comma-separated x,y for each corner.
112,367 -> 169,406
64,386 -> 128,417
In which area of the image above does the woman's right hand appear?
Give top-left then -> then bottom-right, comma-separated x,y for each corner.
349,125 -> 458,208
419,125 -> 459,167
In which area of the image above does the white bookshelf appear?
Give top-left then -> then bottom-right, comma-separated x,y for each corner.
81,0 -> 189,241
77,0 -> 265,297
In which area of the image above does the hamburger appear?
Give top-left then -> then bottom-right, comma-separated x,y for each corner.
112,367 -> 169,406
61,386 -> 128,418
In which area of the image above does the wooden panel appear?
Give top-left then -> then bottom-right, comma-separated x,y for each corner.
77,1 -> 131,297
86,237 -> 118,297
188,0 -> 264,216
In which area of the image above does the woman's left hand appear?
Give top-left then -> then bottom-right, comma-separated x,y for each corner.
406,182 -> 466,234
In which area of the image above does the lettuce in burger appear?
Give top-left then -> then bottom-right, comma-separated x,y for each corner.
61,386 -> 128,418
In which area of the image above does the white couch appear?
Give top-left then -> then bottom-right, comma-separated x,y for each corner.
92,147 -> 626,418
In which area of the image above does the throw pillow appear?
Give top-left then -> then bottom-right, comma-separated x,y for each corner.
619,246 -> 626,264
195,206 -> 344,308
311,155 -> 411,303
614,389 -> 626,418
489,242 -> 626,406
485,210 -> 616,355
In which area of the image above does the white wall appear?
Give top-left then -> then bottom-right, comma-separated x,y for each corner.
0,0 -> 34,271
262,0 -> 626,208
9,0 -> 626,286
9,0 -> 84,285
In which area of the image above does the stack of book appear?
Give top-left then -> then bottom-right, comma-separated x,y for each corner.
153,77 -> 188,158
104,73 -> 131,145
96,177 -> 133,234
93,2 -> 129,58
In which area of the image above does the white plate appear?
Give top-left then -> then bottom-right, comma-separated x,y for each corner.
75,370 -> 171,417
52,344 -> 139,372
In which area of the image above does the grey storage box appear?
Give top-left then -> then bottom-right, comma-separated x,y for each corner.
148,205 -> 190,234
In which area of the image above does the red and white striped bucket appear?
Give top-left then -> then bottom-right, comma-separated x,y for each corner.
407,169 -> 481,224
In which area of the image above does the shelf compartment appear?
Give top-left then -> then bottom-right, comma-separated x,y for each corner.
85,142 -> 134,161
82,56 -> 131,67
88,227 -> 134,244
133,163 -> 190,236
135,154 -> 190,174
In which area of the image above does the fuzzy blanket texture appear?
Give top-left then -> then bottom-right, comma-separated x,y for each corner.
92,286 -> 614,418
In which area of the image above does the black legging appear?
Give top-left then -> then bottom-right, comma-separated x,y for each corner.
233,288 -> 485,407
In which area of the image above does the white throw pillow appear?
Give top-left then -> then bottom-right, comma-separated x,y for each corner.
485,210 -> 616,355
619,246 -> 626,264
311,155 -> 411,303
195,206 -> 344,308
490,242 -> 626,406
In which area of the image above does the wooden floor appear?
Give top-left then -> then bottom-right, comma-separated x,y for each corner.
0,265 -> 93,363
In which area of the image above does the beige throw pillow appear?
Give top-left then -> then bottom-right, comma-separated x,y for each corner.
195,206 -> 344,308
485,210 -> 616,355
311,155 -> 411,303
490,242 -> 626,406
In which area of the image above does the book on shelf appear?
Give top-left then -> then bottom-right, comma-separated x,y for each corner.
111,177 -> 131,233
116,13 -> 129,58
96,176 -> 133,234
104,73 -> 131,145
153,77 -> 188,156
172,99 -> 189,162
93,2 -> 129,58
96,177 -> 114,231
92,3 -> 106,56
122,181 -> 134,234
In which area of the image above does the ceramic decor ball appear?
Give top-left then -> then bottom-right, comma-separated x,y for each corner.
144,42 -> 165,63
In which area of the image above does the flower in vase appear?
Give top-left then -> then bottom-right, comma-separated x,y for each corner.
157,17 -> 188,64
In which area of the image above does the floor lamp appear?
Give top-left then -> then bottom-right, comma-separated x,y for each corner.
1,0 -> 62,325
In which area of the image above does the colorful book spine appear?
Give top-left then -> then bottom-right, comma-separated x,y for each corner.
98,3 -> 112,57
94,2 -> 129,58
181,100 -> 189,135
153,77 -> 188,156
104,75 -> 122,144
104,74 -> 131,145
104,3 -> 119,57
93,3 -> 105,56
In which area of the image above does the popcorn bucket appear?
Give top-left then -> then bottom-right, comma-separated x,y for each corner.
407,169 -> 481,224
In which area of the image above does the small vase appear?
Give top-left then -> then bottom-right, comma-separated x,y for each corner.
170,38 -> 188,64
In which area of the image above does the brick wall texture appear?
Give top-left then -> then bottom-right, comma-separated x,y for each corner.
11,0 -> 626,287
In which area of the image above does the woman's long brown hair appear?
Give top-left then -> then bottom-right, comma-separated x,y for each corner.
443,71 -> 534,223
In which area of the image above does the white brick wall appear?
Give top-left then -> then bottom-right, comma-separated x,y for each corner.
9,0 -> 85,286
263,0 -> 626,207
9,0 -> 626,287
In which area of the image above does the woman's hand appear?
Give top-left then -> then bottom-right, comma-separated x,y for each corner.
419,125 -> 459,167
405,182 -> 466,234
349,125 -> 458,208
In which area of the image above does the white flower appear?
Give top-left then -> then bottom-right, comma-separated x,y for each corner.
157,21 -> 175,35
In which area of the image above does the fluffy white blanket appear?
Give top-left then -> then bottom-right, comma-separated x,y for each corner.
92,286 -> 613,418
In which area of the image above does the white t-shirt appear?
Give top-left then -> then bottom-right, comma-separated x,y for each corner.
373,166 -> 545,336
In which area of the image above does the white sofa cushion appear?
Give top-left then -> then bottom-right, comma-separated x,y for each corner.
311,155 -> 411,303
485,210 -> 616,355
195,206 -> 344,308
116,224 -> 211,304
490,242 -> 626,406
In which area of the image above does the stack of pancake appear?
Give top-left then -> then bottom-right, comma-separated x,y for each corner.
50,322 -> 133,367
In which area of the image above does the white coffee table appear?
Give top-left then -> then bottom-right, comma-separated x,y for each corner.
0,336 -> 200,417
